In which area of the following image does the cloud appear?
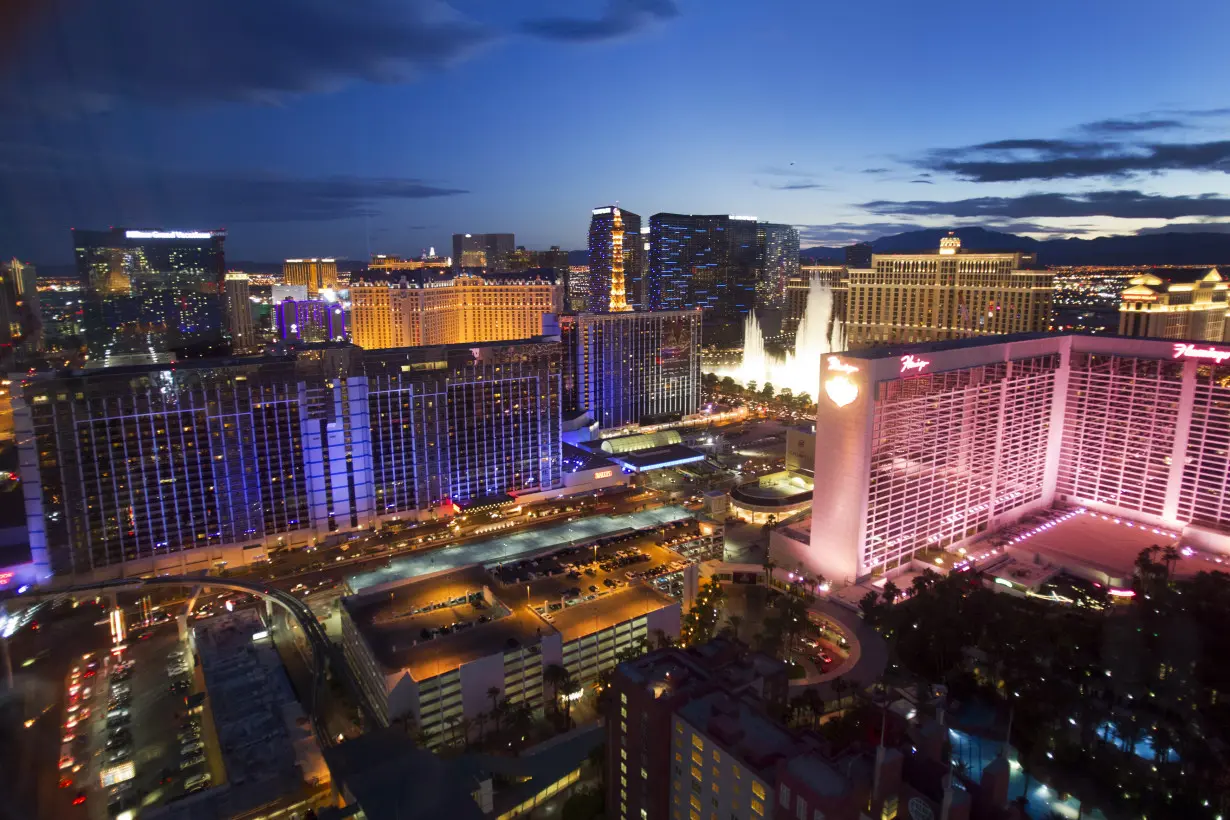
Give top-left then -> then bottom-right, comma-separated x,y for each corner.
0,141 -> 468,259
522,0 -> 678,42
862,168 -> 890,175
861,190 -> 1230,220
795,222 -> 922,246
1,0 -> 492,112
909,178 -> 934,184
764,182 -> 826,191
917,138 -> 1230,182
1080,118 -> 1187,134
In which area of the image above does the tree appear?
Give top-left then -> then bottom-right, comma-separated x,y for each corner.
746,380 -> 758,395
760,382 -> 775,400
778,388 -> 794,407
702,372 -> 719,391
544,664 -> 569,716
881,580 -> 900,605
859,591 -> 883,626
488,686 -> 502,732
559,670 -> 578,726
1160,544 -> 1181,579
719,376 -> 737,394
794,392 -> 813,411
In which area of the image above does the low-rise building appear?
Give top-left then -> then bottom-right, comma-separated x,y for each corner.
340,563 -> 680,743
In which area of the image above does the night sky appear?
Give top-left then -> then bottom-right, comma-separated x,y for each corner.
2,0 -> 1229,263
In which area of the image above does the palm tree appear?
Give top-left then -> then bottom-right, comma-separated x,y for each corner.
544,664 -> 569,716
559,671 -> 578,727
762,556 -> 777,587
881,581 -> 900,605
800,688 -> 824,728
488,686 -> 502,732
651,628 -> 674,649
1160,544 -> 1181,579
725,614 -> 744,640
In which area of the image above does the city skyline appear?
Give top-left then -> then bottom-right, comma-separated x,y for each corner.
2,1 -> 1230,262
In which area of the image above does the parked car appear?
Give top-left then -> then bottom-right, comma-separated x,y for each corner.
179,753 -> 206,770
184,772 -> 212,793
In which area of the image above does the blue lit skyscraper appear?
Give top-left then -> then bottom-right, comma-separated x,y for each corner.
757,223 -> 800,310
587,206 -> 643,312
573,310 -> 701,429
16,338 -> 561,579
647,214 -> 758,344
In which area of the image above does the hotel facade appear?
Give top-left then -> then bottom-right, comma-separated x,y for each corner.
794,333 -> 1230,582
349,271 -> 562,350
843,235 -> 1053,349
16,340 -> 562,580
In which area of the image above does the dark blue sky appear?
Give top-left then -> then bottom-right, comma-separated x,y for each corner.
3,0 -> 1230,263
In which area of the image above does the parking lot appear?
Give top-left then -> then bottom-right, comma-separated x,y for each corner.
490,535 -> 690,621
80,624 -> 221,817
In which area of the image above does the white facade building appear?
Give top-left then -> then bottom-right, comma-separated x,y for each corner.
794,333 -> 1230,582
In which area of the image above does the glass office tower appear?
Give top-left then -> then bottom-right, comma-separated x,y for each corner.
73,228 -> 227,363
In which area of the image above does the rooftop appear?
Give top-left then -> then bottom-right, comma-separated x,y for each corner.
604,443 -> 706,473
546,584 -> 675,642
993,507 -> 1191,584
322,729 -> 486,820
347,505 -> 694,593
345,554 -> 678,679
679,690 -> 796,775
343,567 -> 553,679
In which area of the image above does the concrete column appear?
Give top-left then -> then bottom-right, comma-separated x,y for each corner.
0,635 -> 12,690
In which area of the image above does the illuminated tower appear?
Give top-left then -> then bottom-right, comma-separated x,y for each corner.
588,206 -> 641,313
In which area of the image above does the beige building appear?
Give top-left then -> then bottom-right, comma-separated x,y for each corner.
350,271 -> 563,350
223,272 -> 256,352
843,234 -> 1053,348
1118,268 -> 1228,341
282,258 -> 339,296
368,254 -> 452,272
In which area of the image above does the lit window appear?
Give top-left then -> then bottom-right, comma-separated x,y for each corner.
622,750 -> 628,760
692,766 -> 702,781
622,693 -> 628,704
691,795 -> 701,810
752,783 -> 766,800
692,734 -> 704,750
642,769 -> 648,780
692,750 -> 703,765
751,800 -> 764,816
622,763 -> 627,774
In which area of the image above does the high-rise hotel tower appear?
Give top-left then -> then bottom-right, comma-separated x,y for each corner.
15,340 -> 561,581
842,234 -> 1053,349
789,333 -> 1230,582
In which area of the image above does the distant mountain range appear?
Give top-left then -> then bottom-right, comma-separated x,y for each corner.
34,228 -> 1230,277
800,227 -> 1230,267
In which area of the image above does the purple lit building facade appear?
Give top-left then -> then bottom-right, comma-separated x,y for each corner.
276,298 -> 348,343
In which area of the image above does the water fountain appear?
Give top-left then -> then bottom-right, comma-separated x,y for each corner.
708,275 -> 845,401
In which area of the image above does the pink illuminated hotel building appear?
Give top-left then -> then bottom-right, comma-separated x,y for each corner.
783,332 -> 1230,583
